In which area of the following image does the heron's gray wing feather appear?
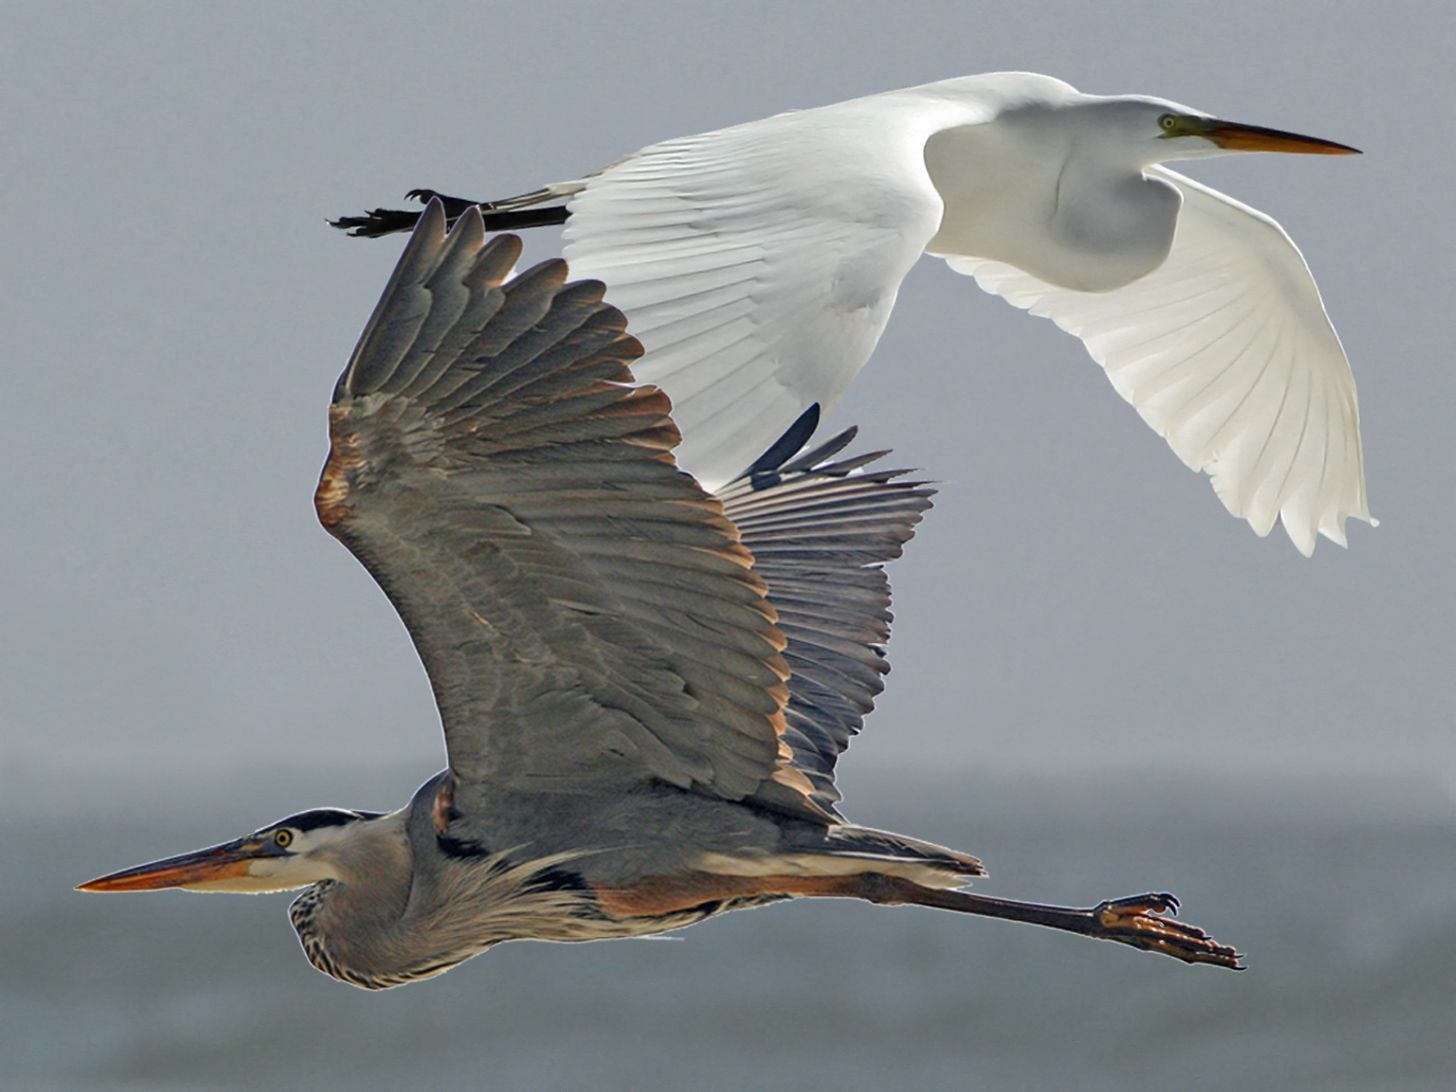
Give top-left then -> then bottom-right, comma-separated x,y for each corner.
320,203 -> 817,813
716,429 -> 934,811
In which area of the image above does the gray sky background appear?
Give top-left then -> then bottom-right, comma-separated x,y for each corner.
4,1 -> 1452,822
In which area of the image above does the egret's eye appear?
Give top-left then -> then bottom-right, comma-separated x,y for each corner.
1158,114 -> 1179,133
273,829 -> 294,848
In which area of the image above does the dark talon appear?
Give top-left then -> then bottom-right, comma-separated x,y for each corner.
1087,892 -> 1242,969
328,205 -> 433,238
1098,891 -> 1177,916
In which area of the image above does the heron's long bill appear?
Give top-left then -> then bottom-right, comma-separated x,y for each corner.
1206,120 -> 1360,155
77,838 -> 260,892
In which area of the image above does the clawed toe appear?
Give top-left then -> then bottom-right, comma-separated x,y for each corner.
1093,892 -> 1243,970
328,207 -> 425,238
1100,891 -> 1179,917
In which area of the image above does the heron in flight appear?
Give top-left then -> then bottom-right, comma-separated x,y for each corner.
81,202 -> 1240,988
336,71 -> 1370,556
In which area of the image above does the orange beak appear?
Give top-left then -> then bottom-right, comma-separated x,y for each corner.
1204,120 -> 1360,155
78,838 -> 262,892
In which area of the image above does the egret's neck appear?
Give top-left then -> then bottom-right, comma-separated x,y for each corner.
923,113 -> 1179,292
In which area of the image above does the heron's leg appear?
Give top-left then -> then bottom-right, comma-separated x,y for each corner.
330,190 -> 570,238
856,875 -> 1243,969
401,189 -> 483,220
329,204 -> 429,238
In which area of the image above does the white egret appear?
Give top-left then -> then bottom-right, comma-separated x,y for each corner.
334,72 -> 1371,555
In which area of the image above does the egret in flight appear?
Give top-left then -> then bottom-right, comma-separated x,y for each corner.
80,203 -> 1240,988
335,72 -> 1371,555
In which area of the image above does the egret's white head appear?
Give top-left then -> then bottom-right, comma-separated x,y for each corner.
1088,95 -> 1361,165
78,807 -> 387,895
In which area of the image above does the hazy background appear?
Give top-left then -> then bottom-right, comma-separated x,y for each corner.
4,2 -> 1452,1088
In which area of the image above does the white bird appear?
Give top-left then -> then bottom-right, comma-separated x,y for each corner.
334,71 -> 1371,555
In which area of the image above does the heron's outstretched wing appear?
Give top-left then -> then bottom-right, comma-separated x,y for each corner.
718,416 -> 935,813
560,98 -> 974,492
945,168 -> 1370,555
320,202 -> 823,816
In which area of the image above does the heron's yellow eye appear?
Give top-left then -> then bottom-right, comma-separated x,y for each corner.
1158,114 -> 1179,133
274,829 -> 294,848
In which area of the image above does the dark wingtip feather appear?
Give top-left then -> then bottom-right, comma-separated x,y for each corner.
744,404 -> 822,488
781,427 -> 860,475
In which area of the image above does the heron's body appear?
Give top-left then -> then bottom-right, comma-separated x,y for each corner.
337,71 -> 1370,555
82,203 -> 1241,988
284,774 -> 986,989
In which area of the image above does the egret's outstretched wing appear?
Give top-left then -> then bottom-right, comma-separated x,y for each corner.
946,169 -> 1370,555
320,202 -> 824,817
562,99 -> 969,491
718,415 -> 935,813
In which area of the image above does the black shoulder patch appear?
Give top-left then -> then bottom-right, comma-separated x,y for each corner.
273,807 -> 382,833
436,832 -> 492,859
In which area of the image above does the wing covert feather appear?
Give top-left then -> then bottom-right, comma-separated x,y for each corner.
562,99 -> 961,491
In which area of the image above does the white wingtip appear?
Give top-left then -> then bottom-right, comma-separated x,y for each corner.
1285,521 -> 1317,558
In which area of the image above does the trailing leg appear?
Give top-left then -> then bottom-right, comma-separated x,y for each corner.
851,873 -> 1243,969
331,189 -> 571,238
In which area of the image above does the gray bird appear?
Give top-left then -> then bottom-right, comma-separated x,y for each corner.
79,201 -> 1241,989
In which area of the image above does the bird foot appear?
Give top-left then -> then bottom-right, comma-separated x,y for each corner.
329,205 -> 425,237
1091,892 -> 1244,969
330,189 -> 485,237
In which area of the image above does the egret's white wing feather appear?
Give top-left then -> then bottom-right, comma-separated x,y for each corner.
562,101 -> 976,492
945,168 -> 1369,554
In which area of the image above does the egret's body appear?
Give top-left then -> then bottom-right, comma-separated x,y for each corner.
338,72 -> 1370,554
81,204 -> 1240,988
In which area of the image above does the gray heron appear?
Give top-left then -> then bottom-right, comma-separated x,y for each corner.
335,71 -> 1369,556
80,201 -> 1241,989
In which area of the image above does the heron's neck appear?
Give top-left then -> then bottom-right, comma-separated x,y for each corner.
923,113 -> 1178,292
286,806 -> 598,989
287,811 -> 431,990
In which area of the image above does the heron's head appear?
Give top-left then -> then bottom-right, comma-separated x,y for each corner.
1091,95 -> 1360,164
77,808 -> 386,895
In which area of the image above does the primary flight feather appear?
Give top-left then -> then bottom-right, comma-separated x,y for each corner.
336,71 -> 1371,555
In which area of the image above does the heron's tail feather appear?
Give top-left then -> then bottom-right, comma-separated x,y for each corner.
699,824 -> 984,891
818,824 -> 986,885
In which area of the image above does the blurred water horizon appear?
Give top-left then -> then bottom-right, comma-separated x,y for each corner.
6,765 -> 1451,1090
